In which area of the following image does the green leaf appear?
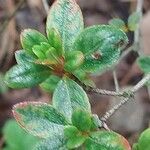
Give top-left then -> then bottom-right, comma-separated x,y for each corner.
45,47 -> 60,63
5,62 -> 50,88
40,75 -> 61,92
32,42 -> 52,60
33,135 -> 67,150
85,131 -> 131,150
71,109 -> 92,132
79,47 -> 120,74
137,128 -> 150,150
73,25 -> 128,73
64,51 -> 84,72
20,29 -> 48,56
73,25 -> 128,55
32,45 -> 46,59
64,126 -> 86,149
13,102 -> 69,138
137,56 -> 150,73
15,50 -> 36,64
46,0 -> 84,51
3,120 -> 38,150
64,126 -> 79,138
128,12 -> 141,31
47,28 -> 64,56
109,18 -> 127,32
53,78 -> 91,122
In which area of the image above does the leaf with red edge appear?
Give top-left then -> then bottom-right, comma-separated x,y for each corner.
85,131 -> 131,150
12,102 -> 69,138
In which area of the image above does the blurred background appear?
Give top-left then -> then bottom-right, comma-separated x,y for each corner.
0,0 -> 150,148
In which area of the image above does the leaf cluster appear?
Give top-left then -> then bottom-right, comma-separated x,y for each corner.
5,0 -> 128,92
5,0 -> 150,150
13,78 -> 131,150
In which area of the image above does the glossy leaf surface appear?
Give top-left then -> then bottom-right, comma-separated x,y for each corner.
73,25 -> 128,73
53,78 -> 91,122
85,131 -> 131,150
13,102 -> 68,138
5,63 -> 50,88
33,135 -> 67,150
15,50 -> 36,64
46,0 -> 84,51
73,25 -> 128,55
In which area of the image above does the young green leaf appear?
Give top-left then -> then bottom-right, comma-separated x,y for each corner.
64,126 -> 86,149
138,56 -> 150,73
109,18 -> 127,32
20,29 -> 48,56
128,12 -> 141,31
71,109 -> 92,132
64,51 -> 84,72
32,45 -> 47,59
53,78 -> 91,122
15,50 -> 36,64
33,134 -> 67,150
45,47 -> 60,63
13,102 -> 69,138
40,75 -> 61,92
46,0 -> 84,51
3,120 -> 38,150
5,63 -> 50,88
85,131 -> 131,150
47,28 -> 63,55
136,128 -> 150,150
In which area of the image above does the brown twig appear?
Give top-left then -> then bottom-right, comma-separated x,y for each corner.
113,71 -> 119,92
42,0 -> 49,14
86,87 -> 124,97
101,73 -> 150,121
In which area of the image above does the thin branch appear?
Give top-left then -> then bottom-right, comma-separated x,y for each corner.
86,87 -> 124,97
0,0 -> 25,34
120,45 -> 133,60
42,0 -> 49,14
131,74 -> 150,92
134,0 -> 143,53
74,75 -> 125,97
113,71 -> 119,92
101,74 -> 150,121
